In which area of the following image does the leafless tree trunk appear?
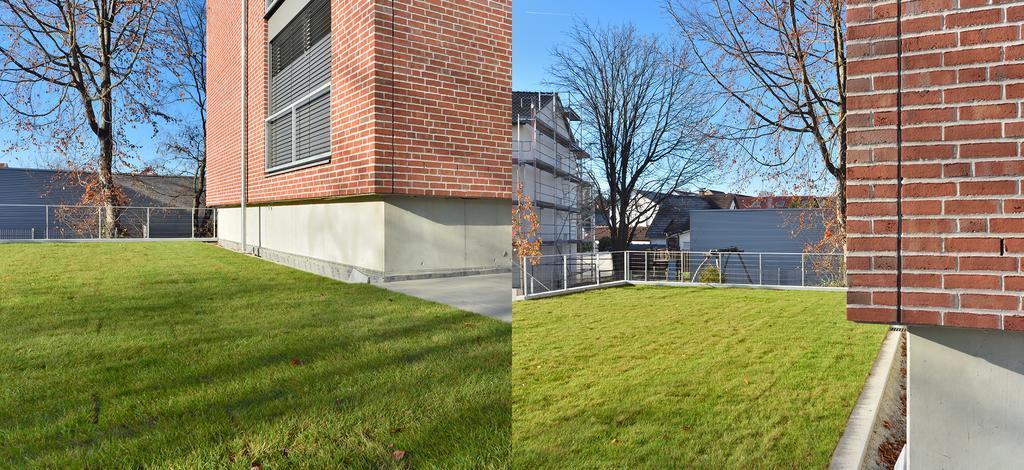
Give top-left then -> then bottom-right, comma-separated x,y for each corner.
0,0 -> 161,237
550,21 -> 717,252
668,0 -> 847,251
157,0 -> 207,234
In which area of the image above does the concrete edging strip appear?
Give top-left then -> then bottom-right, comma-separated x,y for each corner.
829,326 -> 904,470
518,280 -> 846,301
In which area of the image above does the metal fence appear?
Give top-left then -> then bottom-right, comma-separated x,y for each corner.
520,250 -> 846,297
0,204 -> 217,241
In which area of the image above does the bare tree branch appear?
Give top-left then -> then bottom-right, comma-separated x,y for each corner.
0,0 -> 164,237
550,20 -> 718,251
668,0 -> 847,252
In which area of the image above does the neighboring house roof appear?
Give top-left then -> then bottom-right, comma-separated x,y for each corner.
735,195 -> 825,209
513,91 -> 554,122
512,91 -> 582,123
647,194 -> 716,239
595,225 -> 648,241
0,167 -> 200,207
512,91 -> 585,156
702,194 -> 738,209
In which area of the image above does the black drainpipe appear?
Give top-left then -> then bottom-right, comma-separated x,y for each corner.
895,0 -> 904,324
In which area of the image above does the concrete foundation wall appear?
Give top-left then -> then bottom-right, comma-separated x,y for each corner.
383,197 -> 512,276
218,197 -> 511,281
907,326 -> 1024,469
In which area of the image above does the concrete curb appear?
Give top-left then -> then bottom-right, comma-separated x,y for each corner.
829,326 -> 905,470
516,281 -> 631,301
517,280 -> 846,301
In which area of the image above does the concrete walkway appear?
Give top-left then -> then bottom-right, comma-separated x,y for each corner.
382,273 -> 512,323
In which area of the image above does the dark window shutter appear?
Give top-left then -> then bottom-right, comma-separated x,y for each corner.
267,0 -> 332,171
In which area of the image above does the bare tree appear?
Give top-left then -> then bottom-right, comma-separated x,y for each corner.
550,21 -> 717,252
0,0 -> 162,237
668,0 -> 847,250
156,0 -> 207,233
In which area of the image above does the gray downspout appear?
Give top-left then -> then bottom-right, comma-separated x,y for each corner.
240,0 -> 249,254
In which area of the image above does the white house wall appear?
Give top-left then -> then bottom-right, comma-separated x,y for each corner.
513,109 -> 584,250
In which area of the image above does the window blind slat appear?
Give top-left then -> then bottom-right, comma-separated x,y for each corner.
267,0 -> 331,171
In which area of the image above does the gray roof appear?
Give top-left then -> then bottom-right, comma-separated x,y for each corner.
647,194 -> 717,239
0,167 -> 200,207
513,91 -> 555,122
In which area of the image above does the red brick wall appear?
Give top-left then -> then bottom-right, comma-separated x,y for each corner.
206,0 -> 512,207
381,1 -> 513,197
847,0 -> 1024,330
206,0 -> 243,206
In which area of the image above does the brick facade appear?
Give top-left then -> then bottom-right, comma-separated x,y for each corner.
847,0 -> 1024,330
207,0 -> 512,207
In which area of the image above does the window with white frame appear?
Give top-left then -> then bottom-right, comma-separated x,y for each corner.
266,0 -> 331,173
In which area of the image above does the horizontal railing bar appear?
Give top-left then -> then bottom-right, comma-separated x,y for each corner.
0,203 -> 211,211
522,251 -> 841,261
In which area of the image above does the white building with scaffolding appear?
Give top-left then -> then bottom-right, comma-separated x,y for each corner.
513,91 -> 590,255
513,92 -> 592,291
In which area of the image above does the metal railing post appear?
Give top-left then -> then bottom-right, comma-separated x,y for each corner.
522,258 -> 528,294
97,207 -> 102,238
563,255 -> 568,290
644,251 -> 649,281
718,253 -> 723,284
146,207 -> 151,239
801,253 -> 807,287
595,253 -> 601,285
44,205 -> 49,239
759,253 -> 763,285
625,251 -> 630,281
190,209 -> 195,239
31,228 -> 35,240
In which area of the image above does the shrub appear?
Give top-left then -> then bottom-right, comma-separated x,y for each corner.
697,266 -> 724,283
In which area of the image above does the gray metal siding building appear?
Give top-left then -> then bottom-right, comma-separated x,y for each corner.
0,167 -> 201,240
690,209 -> 825,253
689,209 -> 832,286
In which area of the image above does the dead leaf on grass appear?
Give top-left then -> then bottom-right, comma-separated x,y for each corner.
392,450 -> 406,461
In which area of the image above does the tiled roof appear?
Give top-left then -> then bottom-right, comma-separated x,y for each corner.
734,195 -> 825,209
512,91 -> 555,122
595,225 -> 648,241
647,194 -> 716,239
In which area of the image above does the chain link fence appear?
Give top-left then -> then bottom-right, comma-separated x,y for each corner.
0,204 -> 217,241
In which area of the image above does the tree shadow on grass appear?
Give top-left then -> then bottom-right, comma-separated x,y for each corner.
12,318 -> 509,467
0,244 -> 511,468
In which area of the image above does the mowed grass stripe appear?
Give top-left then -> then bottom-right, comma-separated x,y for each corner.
513,286 -> 886,469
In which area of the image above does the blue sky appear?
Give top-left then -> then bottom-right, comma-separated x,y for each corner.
3,2 -> 772,193
513,0 -> 675,90
512,1 -> 765,193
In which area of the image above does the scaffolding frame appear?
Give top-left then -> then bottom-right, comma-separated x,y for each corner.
513,91 -> 595,257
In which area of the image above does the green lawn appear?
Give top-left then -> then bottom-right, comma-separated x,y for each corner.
0,242 -> 510,468
513,286 -> 887,469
